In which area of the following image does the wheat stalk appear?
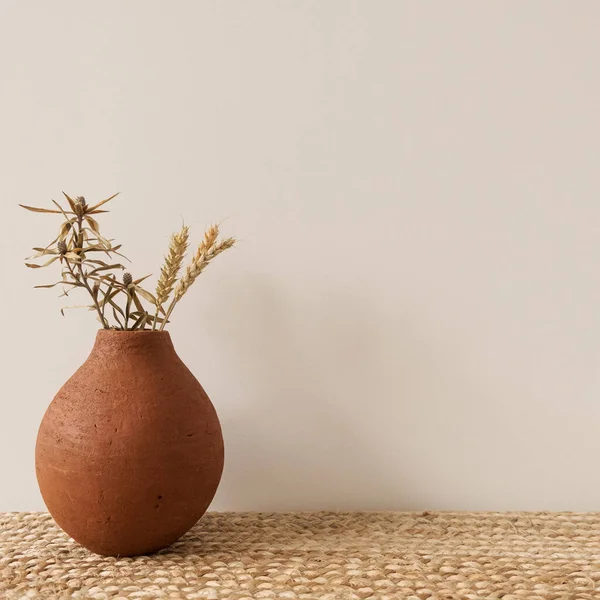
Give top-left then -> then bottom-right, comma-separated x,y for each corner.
174,237 -> 235,301
159,225 -> 235,330
153,225 -> 189,330
174,224 -> 219,299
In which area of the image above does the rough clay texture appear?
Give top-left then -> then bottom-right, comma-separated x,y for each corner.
35,330 -> 224,557
2,511 -> 600,599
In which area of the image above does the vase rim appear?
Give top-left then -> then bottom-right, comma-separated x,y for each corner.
93,329 -> 174,352
95,329 -> 171,336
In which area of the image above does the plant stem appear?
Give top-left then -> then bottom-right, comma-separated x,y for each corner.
112,306 -> 124,329
152,305 -> 159,331
74,215 -> 109,328
124,290 -> 132,330
100,278 -> 115,324
152,302 -> 166,331
159,298 -> 177,331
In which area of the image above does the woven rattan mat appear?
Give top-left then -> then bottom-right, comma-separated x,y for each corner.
1,511 -> 600,599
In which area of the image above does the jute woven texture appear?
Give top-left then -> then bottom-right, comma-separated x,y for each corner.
2,512 -> 600,600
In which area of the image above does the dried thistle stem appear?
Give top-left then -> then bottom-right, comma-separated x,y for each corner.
73,214 -> 110,328
124,290 -> 132,330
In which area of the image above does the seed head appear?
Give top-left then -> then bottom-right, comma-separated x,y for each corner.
123,272 -> 133,286
57,240 -> 67,254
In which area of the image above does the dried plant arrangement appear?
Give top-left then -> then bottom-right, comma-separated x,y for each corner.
21,193 -> 235,330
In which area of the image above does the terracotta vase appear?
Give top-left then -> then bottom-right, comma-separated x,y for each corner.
35,330 -> 224,557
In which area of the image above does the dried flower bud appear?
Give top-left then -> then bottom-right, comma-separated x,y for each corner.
123,272 -> 133,286
57,240 -> 67,254
74,196 -> 87,216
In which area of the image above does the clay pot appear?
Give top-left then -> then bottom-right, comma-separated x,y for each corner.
35,330 -> 224,556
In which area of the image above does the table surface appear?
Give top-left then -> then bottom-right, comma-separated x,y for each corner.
2,511 -> 600,599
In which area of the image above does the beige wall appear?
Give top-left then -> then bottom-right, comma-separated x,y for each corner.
2,1 -> 600,511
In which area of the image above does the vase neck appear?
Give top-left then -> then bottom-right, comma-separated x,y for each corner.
91,330 -> 175,358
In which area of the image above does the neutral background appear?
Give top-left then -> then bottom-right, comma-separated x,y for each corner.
1,1 -> 600,512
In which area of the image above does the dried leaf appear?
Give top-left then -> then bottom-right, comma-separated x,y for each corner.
131,290 -> 145,314
42,235 -> 61,251
107,297 -> 125,317
150,313 -> 168,324
111,305 -> 124,328
130,313 -> 149,330
81,231 -> 114,256
131,311 -> 164,325
83,259 -> 109,267
133,286 -> 157,305
85,216 -> 101,234
88,263 -> 125,276
25,256 -> 59,268
100,280 -> 114,313
133,274 -> 152,285
87,193 -> 119,212
58,221 -> 73,240
97,233 -> 112,249
111,249 -> 130,261
101,282 -> 123,302
98,279 -> 115,316
85,243 -> 130,262
64,252 -> 82,262
89,275 -> 123,288
19,204 -> 63,214
60,304 -> 94,316
28,249 -> 58,259
34,281 -> 82,289
62,192 -> 78,212
51,199 -> 74,220
74,245 -> 106,253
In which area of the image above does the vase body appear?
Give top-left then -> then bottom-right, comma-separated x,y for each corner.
35,330 -> 224,556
